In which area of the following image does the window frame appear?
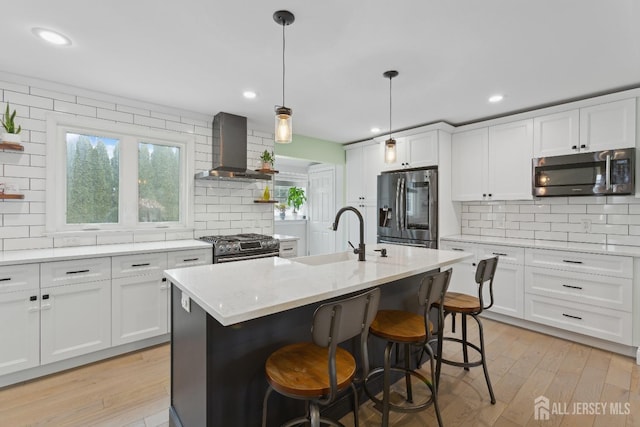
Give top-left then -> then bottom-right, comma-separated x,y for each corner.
46,114 -> 194,235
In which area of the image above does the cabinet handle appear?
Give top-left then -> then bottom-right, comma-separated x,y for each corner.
0,277 -> 11,282
562,313 -> 582,320
30,295 -> 38,301
562,260 -> 583,264
488,194 -> 492,197
492,252 -> 507,256
562,284 -> 583,290
571,145 -> 578,150
580,144 -> 586,149
66,269 -> 90,275
282,248 -> 293,251
162,277 -> 167,282
482,193 -> 487,197
42,294 -> 50,300
131,263 -> 150,267
451,248 -> 465,251
182,258 -> 199,262
472,263 -> 477,267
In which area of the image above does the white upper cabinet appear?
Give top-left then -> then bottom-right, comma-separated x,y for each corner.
452,120 -> 533,201
452,128 -> 488,201
382,131 -> 439,170
579,98 -> 636,152
345,140 -> 382,206
533,109 -> 580,157
488,119 -> 534,200
533,98 -> 636,157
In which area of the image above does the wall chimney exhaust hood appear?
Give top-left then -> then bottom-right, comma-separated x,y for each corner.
195,112 -> 271,181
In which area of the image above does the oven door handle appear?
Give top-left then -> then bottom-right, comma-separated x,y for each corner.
216,252 -> 278,263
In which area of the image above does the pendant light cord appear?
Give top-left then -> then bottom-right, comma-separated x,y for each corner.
282,23 -> 286,107
388,76 -> 393,139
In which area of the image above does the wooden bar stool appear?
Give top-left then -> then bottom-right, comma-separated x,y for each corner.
435,256 -> 498,404
262,288 -> 380,427
363,269 -> 452,427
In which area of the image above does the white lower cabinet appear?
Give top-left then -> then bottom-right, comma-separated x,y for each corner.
0,290 -> 40,375
112,275 -> 169,345
440,242 -> 524,318
40,280 -> 111,364
441,239 -> 634,347
112,252 -> 169,346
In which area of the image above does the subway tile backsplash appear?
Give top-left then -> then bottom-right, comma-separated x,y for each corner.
461,196 -> 640,245
0,73 -> 274,251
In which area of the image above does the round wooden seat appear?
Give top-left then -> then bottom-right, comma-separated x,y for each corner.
369,310 -> 433,343
265,342 -> 356,397
439,291 -> 481,313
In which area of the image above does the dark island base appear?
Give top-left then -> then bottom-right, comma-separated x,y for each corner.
170,273 -> 433,427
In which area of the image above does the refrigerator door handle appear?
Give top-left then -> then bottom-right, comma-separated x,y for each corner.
395,178 -> 401,230
400,177 -> 406,230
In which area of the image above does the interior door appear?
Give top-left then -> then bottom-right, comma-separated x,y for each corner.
308,165 -> 336,255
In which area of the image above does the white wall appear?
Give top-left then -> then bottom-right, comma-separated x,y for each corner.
0,72 -> 274,251
461,196 -> 640,246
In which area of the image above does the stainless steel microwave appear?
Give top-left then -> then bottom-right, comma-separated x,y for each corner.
532,148 -> 635,197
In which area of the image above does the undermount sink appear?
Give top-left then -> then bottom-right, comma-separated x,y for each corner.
292,251 -> 359,266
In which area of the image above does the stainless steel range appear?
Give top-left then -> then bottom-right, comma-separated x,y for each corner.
200,233 -> 280,263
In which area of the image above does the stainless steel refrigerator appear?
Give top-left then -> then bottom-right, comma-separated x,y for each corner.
377,167 -> 438,248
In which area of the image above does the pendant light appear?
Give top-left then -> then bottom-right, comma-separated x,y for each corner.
383,70 -> 399,164
273,10 -> 295,144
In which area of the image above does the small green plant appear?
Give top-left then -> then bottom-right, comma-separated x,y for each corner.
1,104 -> 21,134
287,187 -> 306,213
259,150 -> 274,166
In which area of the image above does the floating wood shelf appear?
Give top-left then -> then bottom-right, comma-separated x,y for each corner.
0,194 -> 24,200
254,200 -> 278,204
0,142 -> 24,151
255,168 -> 279,174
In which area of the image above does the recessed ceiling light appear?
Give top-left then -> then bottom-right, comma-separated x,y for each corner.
489,94 -> 504,103
32,28 -> 72,46
243,91 -> 257,99
371,127 -> 381,133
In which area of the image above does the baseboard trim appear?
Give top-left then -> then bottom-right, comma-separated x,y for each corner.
0,334 -> 169,388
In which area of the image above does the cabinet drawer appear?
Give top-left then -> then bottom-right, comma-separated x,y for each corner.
525,248 -> 632,278
167,249 -> 212,268
0,264 -> 39,293
477,244 -> 524,265
279,241 -> 298,258
41,258 -> 111,288
112,253 -> 167,279
525,266 -> 632,312
524,294 -> 632,345
439,241 -> 476,263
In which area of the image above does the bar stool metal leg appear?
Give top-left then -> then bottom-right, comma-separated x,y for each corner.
474,313 -> 496,404
462,314 -> 470,371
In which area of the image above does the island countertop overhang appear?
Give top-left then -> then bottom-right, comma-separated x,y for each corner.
164,244 -> 472,326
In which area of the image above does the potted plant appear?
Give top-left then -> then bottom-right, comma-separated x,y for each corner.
1,104 -> 22,144
287,187 -> 307,214
275,203 -> 287,220
259,150 -> 274,170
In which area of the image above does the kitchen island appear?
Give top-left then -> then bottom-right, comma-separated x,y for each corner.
164,244 -> 470,426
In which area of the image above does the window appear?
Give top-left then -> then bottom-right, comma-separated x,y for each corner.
47,116 -> 193,234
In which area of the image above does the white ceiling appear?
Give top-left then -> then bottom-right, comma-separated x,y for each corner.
2,1 -> 639,143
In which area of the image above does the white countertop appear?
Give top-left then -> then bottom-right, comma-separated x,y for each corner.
273,234 -> 300,242
164,244 -> 471,326
441,235 -> 640,257
0,240 -> 211,265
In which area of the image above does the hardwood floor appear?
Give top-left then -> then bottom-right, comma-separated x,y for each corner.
0,319 -> 638,426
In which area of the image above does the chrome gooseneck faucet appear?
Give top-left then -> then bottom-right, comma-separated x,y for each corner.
331,206 -> 365,261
